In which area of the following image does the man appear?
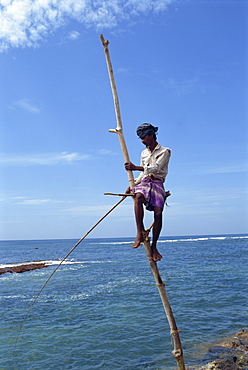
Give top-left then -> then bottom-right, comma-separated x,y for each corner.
125,123 -> 171,262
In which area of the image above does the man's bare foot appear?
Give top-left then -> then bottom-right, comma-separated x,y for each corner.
152,246 -> 163,261
132,230 -> 150,248
132,233 -> 145,248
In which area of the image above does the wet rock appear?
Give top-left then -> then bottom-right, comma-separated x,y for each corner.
0,262 -> 52,275
187,329 -> 248,370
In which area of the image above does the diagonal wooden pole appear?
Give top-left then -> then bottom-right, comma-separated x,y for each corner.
100,34 -> 186,370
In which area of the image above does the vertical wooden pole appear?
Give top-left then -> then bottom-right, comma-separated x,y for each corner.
100,34 -> 135,190
100,34 -> 186,370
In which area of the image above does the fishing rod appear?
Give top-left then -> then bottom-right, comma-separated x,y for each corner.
14,195 -> 128,350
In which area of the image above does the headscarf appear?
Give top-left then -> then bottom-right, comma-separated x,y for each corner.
136,123 -> 158,138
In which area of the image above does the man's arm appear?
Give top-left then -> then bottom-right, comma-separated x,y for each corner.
124,162 -> 144,193
124,162 -> 144,172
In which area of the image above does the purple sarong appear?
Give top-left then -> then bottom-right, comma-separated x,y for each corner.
132,177 -> 166,211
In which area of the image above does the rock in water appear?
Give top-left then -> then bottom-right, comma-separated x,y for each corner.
0,262 -> 52,275
188,329 -> 248,369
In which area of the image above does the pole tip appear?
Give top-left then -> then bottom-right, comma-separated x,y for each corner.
100,34 -> 109,46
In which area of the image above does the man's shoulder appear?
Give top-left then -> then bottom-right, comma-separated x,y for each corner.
155,144 -> 171,153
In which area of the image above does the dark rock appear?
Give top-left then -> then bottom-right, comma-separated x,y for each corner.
187,329 -> 248,370
0,262 -> 52,275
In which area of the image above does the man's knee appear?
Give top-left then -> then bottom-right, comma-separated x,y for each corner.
135,192 -> 145,203
154,207 -> 163,219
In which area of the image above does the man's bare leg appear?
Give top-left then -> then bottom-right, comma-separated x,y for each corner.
151,207 -> 163,261
132,193 -> 145,248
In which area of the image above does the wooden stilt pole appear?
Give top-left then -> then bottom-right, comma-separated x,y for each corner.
100,34 -> 186,370
100,34 -> 135,190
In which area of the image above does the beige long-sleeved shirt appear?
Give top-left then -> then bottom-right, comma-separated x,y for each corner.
135,143 -> 171,185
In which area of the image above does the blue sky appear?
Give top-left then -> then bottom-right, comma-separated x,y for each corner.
0,0 -> 247,240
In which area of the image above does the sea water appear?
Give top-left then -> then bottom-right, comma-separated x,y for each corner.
0,235 -> 247,369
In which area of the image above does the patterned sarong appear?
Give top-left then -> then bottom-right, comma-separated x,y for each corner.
131,177 -> 166,211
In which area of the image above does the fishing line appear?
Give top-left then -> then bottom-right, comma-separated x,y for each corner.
14,195 -> 127,352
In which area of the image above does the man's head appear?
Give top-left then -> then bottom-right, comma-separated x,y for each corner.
136,123 -> 158,148
136,123 -> 158,140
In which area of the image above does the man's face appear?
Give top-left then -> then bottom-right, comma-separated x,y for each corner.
140,134 -> 153,146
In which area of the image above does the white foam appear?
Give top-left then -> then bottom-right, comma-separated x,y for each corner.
0,260 -> 69,269
158,235 -> 248,243
0,259 -> 114,269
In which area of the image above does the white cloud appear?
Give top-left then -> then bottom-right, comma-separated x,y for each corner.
10,98 -> 41,113
0,152 -> 92,165
54,202 -> 133,217
116,67 -> 132,75
16,198 -> 52,205
164,76 -> 203,96
0,0 -> 173,51
98,148 -> 117,155
67,30 -> 80,40
200,163 -> 248,175
175,161 -> 248,176
15,198 -> 71,205
2,195 -> 70,205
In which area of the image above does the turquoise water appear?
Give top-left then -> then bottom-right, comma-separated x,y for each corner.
0,235 -> 247,369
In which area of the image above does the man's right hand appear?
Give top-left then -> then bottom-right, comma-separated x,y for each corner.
124,162 -> 136,171
124,162 -> 144,172
125,186 -> 131,194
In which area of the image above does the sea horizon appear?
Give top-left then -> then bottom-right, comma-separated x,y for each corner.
1,232 -> 247,242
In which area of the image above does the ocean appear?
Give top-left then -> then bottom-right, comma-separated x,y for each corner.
0,235 -> 247,370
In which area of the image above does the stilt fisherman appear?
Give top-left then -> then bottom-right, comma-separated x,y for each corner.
125,123 -> 171,261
